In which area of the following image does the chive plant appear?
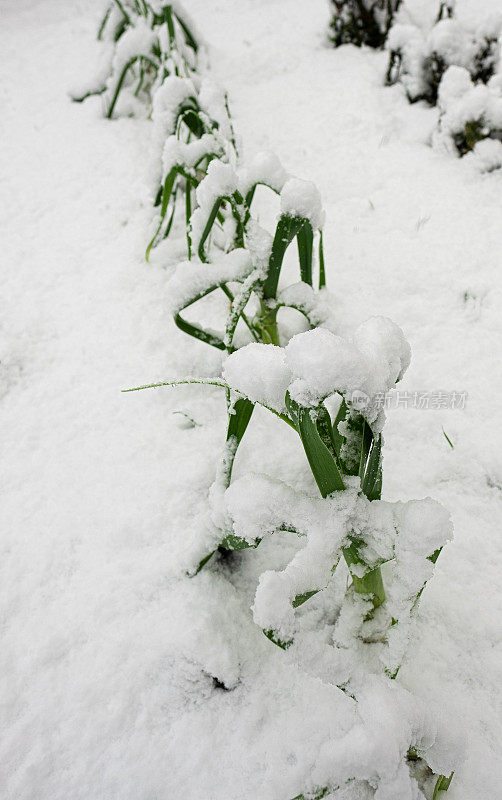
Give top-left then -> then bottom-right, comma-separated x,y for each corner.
146,79 -> 236,260
162,161 -> 327,569
74,1 -> 198,117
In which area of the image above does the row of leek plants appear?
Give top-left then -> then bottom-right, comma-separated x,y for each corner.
80,3 -> 455,797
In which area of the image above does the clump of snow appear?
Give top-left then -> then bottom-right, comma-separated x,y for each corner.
286,327 -> 368,407
428,18 -> 470,66
112,17 -> 158,71
280,177 -> 325,229
309,678 -> 459,800
434,65 -> 502,157
161,134 -> 222,180
152,75 -> 197,137
196,159 -> 239,209
223,317 -> 410,420
223,343 -> 291,412
167,249 -> 253,314
244,219 -> 273,270
197,80 -> 234,143
239,151 -> 289,195
465,136 -> 502,170
353,316 -> 411,394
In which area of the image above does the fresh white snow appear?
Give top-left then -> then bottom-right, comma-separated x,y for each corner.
2,0 -> 502,798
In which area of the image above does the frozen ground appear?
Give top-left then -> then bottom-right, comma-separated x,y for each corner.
2,0 -> 502,798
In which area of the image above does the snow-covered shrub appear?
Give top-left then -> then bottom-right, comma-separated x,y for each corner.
329,0 -> 402,49
386,2 -> 502,105
433,65 -> 502,164
74,1 -> 199,118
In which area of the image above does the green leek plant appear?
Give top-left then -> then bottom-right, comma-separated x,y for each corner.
146,101 -> 229,260
165,189 -> 326,567
123,355 -> 453,798
75,1 -> 198,115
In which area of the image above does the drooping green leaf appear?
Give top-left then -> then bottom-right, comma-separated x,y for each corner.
285,394 -> 345,497
173,9 -> 199,52
297,221 -> 314,286
263,215 -> 306,300
106,54 -> 159,119
197,197 -> 224,261
226,397 -> 254,445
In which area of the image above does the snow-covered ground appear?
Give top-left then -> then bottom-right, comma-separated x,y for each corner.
2,0 -> 502,798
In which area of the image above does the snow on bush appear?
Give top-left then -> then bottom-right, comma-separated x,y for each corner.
383,1 -> 502,163
386,1 -> 502,105
433,65 -> 502,163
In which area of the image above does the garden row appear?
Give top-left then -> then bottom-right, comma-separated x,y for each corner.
80,3 -> 456,797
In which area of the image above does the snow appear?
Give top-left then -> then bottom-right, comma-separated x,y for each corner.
152,75 -> 197,136
225,320 -> 410,418
167,248 -> 254,313
3,0 -> 502,798
280,176 -> 325,229
161,133 -> 221,178
112,17 -> 157,68
195,158 -> 239,209
239,150 -> 289,195
223,343 -> 291,412
286,327 -> 369,407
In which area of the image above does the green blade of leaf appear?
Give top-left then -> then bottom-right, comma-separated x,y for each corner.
173,10 -> 199,52
318,230 -> 326,289
316,404 -> 343,472
361,435 -> 382,500
226,396 -> 254,444
285,393 -> 345,497
297,221 -> 314,286
198,197 -> 224,262
174,312 -> 226,349
122,377 -> 228,393
263,215 -> 305,300
358,420 -> 374,482
292,589 -> 319,608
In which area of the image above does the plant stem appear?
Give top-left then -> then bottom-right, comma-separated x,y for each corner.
258,302 -> 280,345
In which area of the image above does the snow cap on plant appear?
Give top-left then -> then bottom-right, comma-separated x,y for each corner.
223,317 -> 410,422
